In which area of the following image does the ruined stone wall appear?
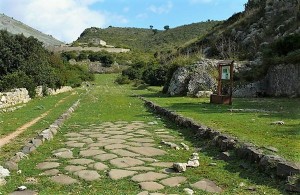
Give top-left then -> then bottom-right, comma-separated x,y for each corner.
0,88 -> 31,109
1,86 -> 72,109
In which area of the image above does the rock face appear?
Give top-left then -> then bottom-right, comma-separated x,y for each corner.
266,64 -> 300,97
167,59 -> 218,97
234,64 -> 300,97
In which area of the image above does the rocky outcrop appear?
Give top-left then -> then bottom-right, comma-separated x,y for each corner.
266,64 -> 300,97
234,64 -> 300,97
167,59 -> 218,97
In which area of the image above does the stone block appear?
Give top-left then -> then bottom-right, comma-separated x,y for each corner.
277,162 -> 300,178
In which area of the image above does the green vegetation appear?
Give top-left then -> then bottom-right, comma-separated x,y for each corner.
0,89 -> 82,162
75,21 -> 220,53
0,74 -> 287,194
0,30 -> 94,97
134,85 -> 300,162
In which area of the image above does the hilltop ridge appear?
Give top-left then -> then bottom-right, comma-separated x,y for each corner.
0,13 -> 63,46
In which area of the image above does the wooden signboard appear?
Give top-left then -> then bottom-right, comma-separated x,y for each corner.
210,60 -> 234,105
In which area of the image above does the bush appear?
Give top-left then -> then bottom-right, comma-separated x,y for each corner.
115,75 -> 131,84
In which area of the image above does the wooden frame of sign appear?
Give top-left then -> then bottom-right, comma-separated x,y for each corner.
210,60 -> 234,105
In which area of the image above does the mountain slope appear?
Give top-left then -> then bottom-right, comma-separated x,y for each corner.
75,21 -> 220,52
0,14 -> 63,46
175,0 -> 300,60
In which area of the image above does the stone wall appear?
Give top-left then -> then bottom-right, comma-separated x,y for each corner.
0,88 -> 31,109
35,86 -> 73,97
1,86 -> 72,109
140,97 -> 300,182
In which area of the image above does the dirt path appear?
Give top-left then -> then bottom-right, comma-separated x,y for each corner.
0,95 -> 70,148
0,111 -> 50,148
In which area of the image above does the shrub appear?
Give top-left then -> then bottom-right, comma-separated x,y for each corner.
115,75 -> 131,85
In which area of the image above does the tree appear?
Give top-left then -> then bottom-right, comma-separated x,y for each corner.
150,25 -> 153,29
164,25 -> 170,31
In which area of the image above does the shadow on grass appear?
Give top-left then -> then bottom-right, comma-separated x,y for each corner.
150,112 -> 289,194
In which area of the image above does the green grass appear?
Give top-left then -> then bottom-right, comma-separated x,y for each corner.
0,90 -> 82,162
134,86 -> 300,162
0,74 -> 293,194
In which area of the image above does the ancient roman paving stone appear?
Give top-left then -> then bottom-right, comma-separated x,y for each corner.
93,153 -> 118,161
88,133 -> 110,138
150,162 -> 173,168
66,142 -> 85,148
53,150 -> 74,159
42,169 -> 60,176
64,165 -> 86,172
64,132 -> 84,137
104,143 -> 129,150
137,157 -> 158,162
125,142 -> 155,147
109,135 -> 133,139
108,169 -> 137,180
127,147 -> 167,157
157,135 -> 176,140
110,149 -> 140,157
10,190 -> 38,195
74,170 -> 101,181
139,182 -> 165,191
191,179 -> 223,193
36,162 -> 60,170
104,130 -> 126,135
66,137 -> 83,141
161,168 -> 181,174
88,142 -> 111,147
135,130 -> 152,136
68,158 -> 95,165
101,139 -> 126,144
81,138 -> 94,144
89,162 -> 108,171
79,149 -> 106,157
50,175 -> 78,185
126,166 -> 156,171
129,138 -> 155,143
131,172 -> 168,182
160,176 -> 187,187
110,157 -> 145,168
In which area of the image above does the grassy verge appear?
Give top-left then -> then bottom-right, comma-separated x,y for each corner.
133,86 -> 300,162
0,90 -> 82,162
0,74 -> 288,194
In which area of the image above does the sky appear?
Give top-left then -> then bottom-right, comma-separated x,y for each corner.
0,0 -> 247,43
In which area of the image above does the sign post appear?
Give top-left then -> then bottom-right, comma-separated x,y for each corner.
210,60 -> 234,105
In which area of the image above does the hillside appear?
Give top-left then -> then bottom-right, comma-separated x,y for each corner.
175,0 -> 300,61
0,14 -> 63,46
75,21 -> 220,52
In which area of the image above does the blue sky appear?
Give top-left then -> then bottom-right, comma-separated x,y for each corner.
0,0 -> 247,42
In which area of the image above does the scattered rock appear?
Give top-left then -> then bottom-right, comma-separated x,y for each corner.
183,188 -> 194,195
191,179 -> 222,193
139,182 -> 164,191
209,163 -> 217,166
161,140 -> 180,150
187,153 -> 199,167
17,186 -> 27,191
271,121 -> 285,125
173,163 -> 187,172
180,143 -> 189,150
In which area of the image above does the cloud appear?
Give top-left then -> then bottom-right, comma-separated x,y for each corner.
0,0 -> 123,43
148,1 -> 173,14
